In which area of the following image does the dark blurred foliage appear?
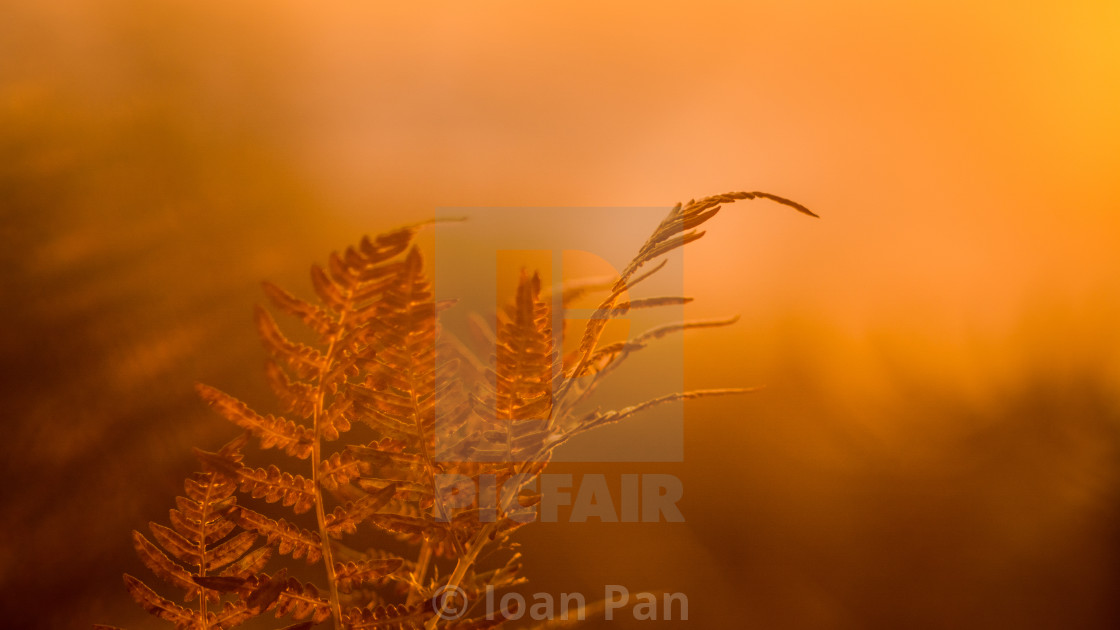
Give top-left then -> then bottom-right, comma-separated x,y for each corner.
0,6 -> 339,627
515,320 -> 1120,629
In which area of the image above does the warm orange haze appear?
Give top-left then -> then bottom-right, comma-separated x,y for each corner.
1,1 -> 1117,629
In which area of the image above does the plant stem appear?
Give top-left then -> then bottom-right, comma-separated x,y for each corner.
314,315 -> 348,630
408,538 -> 433,605
312,426 -> 343,629
423,524 -> 494,630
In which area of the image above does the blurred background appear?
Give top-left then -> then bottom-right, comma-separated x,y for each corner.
2,1 -> 1118,628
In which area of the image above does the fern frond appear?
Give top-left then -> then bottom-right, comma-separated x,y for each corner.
321,397 -> 356,441
148,522 -> 204,568
196,449 -> 318,514
220,546 -> 273,578
131,531 -> 200,601
207,600 -> 258,629
334,558 -> 405,594
604,295 -> 692,316
196,385 -> 314,459
444,617 -> 507,630
592,315 -> 740,362
323,483 -> 398,538
318,448 -> 372,490
262,281 -> 337,340
206,532 -> 259,573
123,441 -> 274,628
346,442 -> 424,477
547,388 -> 756,455
364,511 -> 451,540
268,576 -> 334,624
556,315 -> 742,419
255,306 -> 328,380
122,575 -> 198,628
264,361 -> 319,420
227,506 -> 323,563
343,603 -> 430,630
355,477 -> 433,502
563,191 -> 816,385
112,193 -> 813,630
345,246 -> 471,554
494,271 -> 558,422
464,271 -> 561,465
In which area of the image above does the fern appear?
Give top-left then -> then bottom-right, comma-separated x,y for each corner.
109,191 -> 814,630
110,436 -> 280,630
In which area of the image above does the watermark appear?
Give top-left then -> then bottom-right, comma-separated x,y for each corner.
433,206 -> 686,463
432,584 -> 470,621
434,584 -> 688,622
434,472 -> 684,523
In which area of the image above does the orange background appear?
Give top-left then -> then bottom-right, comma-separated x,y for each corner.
2,1 -> 1117,628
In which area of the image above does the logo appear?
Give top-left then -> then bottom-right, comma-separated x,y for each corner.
433,206 -> 686,463
432,584 -> 469,621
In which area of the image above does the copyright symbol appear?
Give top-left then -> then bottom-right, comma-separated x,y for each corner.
432,584 -> 469,620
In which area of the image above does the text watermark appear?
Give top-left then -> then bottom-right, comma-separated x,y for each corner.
433,584 -> 689,622
434,473 -> 684,523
